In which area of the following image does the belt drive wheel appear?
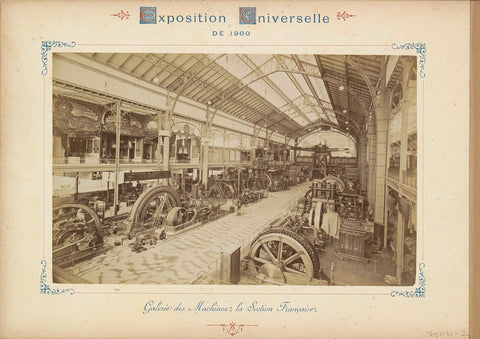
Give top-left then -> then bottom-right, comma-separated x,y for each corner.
124,185 -> 181,234
263,172 -> 273,189
52,203 -> 103,250
248,227 -> 320,284
220,182 -> 235,199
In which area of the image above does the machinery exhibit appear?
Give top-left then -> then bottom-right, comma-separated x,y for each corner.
52,143 -> 376,286
52,168 -> 267,270
51,53 -> 418,286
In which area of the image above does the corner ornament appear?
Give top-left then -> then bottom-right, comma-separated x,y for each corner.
391,43 -> 426,78
40,260 -> 75,295
41,40 -> 76,76
390,263 -> 425,298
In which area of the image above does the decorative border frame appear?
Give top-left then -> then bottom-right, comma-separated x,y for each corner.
391,42 -> 427,78
40,260 -> 75,295
41,40 -> 78,296
41,40 -> 76,76
390,263 -> 426,298
41,40 -> 426,300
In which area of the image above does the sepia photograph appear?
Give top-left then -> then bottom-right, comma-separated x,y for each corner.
1,1 -> 473,337
51,53 -> 418,286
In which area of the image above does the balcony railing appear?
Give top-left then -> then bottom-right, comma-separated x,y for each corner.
405,170 -> 417,189
170,158 -> 201,164
53,157 -> 157,165
388,167 -> 416,190
388,167 -> 399,181
54,157 -> 244,167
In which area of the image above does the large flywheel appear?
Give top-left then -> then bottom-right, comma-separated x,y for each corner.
263,172 -> 273,188
248,227 -> 320,285
52,203 -> 103,251
221,182 -> 235,199
121,185 -> 181,235
247,172 -> 272,190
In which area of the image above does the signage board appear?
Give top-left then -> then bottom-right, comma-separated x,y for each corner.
124,170 -> 171,181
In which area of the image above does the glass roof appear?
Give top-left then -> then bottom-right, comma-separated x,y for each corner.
76,52 -> 390,139
292,73 -> 311,94
248,80 -> 286,108
268,72 -> 302,101
298,54 -> 316,65
312,78 -> 331,103
212,54 -> 251,79
207,53 -> 336,128
247,54 -> 272,66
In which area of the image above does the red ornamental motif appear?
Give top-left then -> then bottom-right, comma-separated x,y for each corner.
337,11 -> 356,21
208,323 -> 258,337
111,10 -> 130,20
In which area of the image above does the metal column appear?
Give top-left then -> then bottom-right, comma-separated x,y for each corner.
201,139 -> 209,187
113,100 -> 121,216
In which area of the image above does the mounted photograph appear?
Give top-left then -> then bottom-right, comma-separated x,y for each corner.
51,53 -> 418,286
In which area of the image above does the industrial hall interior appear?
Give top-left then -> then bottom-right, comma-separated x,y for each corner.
52,53 -> 417,287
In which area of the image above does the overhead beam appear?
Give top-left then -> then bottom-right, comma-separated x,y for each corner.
345,56 -> 376,102
192,55 -> 296,132
265,117 -> 300,136
87,53 -> 370,138
237,54 -> 313,125
276,93 -> 362,134
220,68 -> 369,118
118,54 -> 135,70
255,114 -> 301,137
291,54 -> 333,123
315,55 -> 337,114
303,119 -> 360,138
105,53 -> 116,64
274,55 -> 326,123
345,58 -> 351,117
298,125 -> 358,144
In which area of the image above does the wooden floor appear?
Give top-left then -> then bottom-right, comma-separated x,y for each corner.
65,182 -> 312,284
62,180 -> 401,287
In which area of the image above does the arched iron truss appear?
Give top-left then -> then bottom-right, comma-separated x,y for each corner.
298,128 -> 358,158
83,53 -> 380,140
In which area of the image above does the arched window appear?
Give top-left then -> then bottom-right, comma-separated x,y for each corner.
170,122 -> 201,163
226,133 -> 241,148
226,133 -> 241,162
210,130 -> 224,147
209,130 -> 224,163
240,136 -> 252,162
241,136 -> 252,150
